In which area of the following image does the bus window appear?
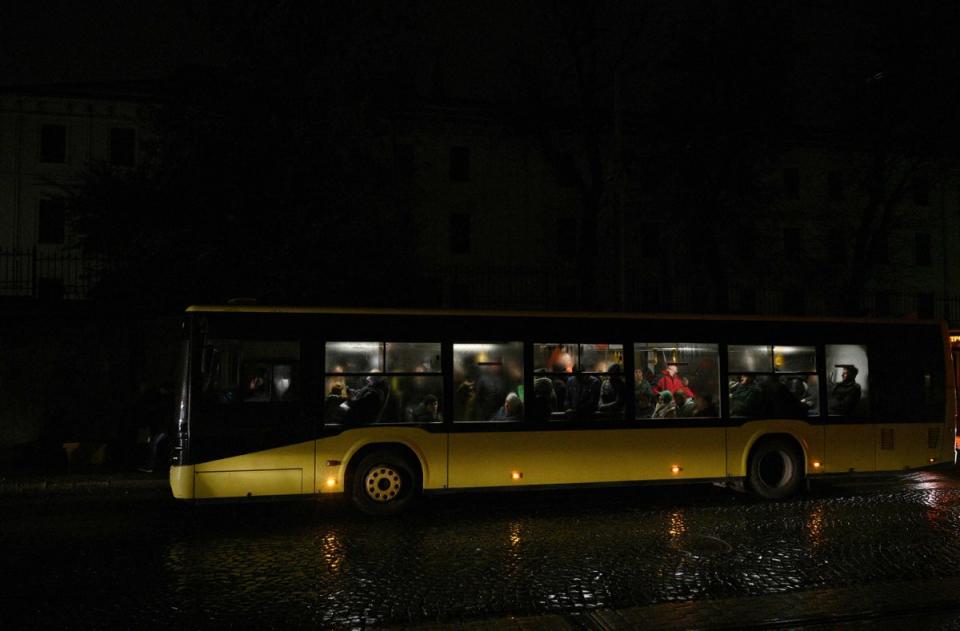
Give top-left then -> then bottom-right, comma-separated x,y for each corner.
454,342 -> 523,422
826,345 -> 869,417
728,345 -> 815,418
635,343 -> 720,419
533,343 -> 624,420
324,342 -> 442,424
202,340 -> 300,405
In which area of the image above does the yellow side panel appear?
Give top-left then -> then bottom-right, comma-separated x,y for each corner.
316,427 -> 448,494
448,427 -> 726,488
876,424 -> 942,471
824,425 -> 876,473
725,421 -> 825,477
193,441 -> 315,498
196,469 -> 302,499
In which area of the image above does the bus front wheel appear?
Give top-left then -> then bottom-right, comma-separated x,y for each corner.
350,450 -> 419,516
748,437 -> 803,500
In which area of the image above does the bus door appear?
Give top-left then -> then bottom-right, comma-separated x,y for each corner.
951,331 -> 960,452
190,337 -> 315,498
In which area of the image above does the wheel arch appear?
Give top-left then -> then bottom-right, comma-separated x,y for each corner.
742,432 -> 808,477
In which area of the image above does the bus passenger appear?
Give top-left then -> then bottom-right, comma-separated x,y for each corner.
411,394 -> 441,422
674,390 -> 696,417
597,364 -> 626,416
654,363 -> 694,398
653,390 -> 677,418
760,376 -> 808,419
565,366 -> 601,417
693,393 -> 718,417
829,364 -> 861,415
530,373 -> 558,421
634,368 -> 655,418
493,392 -> 524,421
476,366 -> 506,421
340,375 -> 389,423
730,374 -> 762,416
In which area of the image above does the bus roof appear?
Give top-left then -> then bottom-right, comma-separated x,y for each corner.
185,305 -> 943,327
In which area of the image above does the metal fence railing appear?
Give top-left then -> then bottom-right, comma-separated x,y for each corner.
0,248 -> 104,301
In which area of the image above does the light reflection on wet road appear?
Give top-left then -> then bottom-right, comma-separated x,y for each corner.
5,471 -> 960,628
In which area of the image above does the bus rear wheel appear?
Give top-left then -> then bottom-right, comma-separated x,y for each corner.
351,450 -> 419,516
748,438 -> 803,500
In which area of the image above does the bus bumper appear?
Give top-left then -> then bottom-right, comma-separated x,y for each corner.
169,464 -> 195,499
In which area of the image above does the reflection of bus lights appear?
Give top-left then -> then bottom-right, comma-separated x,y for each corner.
671,465 -> 682,474
812,461 -> 821,469
326,477 -> 337,488
512,471 -> 523,480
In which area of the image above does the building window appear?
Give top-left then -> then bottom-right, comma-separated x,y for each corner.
917,292 -> 935,319
827,170 -> 844,201
110,128 -> 136,167
874,290 -> 891,317
782,288 -> 805,316
38,198 -> 66,244
912,175 -> 930,206
870,232 -> 889,265
827,232 -> 846,264
639,222 -> 659,259
450,146 -> 470,182
37,277 -> 64,302
783,228 -> 802,258
737,287 -> 757,314
449,212 -> 471,254
394,143 -> 415,176
782,167 -> 799,199
915,232 -> 932,266
556,153 -> 579,187
40,124 -> 66,163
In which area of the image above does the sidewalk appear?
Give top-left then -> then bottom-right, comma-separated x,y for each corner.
0,470 -> 169,497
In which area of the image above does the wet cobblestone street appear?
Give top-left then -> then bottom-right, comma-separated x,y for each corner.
5,471 -> 960,628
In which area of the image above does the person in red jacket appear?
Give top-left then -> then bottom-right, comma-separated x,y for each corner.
654,363 -> 695,398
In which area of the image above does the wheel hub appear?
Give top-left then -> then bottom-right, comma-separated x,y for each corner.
364,466 -> 402,502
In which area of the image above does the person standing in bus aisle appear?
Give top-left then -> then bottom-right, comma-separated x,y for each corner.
530,371 -> 558,421
654,363 -> 695,398
634,368 -> 656,418
597,363 -> 626,416
476,361 -> 506,421
565,365 -> 601,417
829,364 -> 862,415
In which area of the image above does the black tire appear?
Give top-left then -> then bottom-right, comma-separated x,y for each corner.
748,437 -> 803,500
350,450 -> 420,516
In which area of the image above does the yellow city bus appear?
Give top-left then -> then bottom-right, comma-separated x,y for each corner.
169,306 -> 956,514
